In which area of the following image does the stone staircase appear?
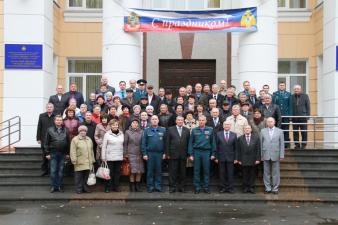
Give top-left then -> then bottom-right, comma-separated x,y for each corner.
0,147 -> 338,202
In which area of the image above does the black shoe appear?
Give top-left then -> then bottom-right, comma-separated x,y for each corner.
243,188 -> 249,193
204,189 -> 211,194
272,191 -> 279,195
135,182 -> 142,192
76,191 -> 82,194
178,188 -> 186,193
50,187 -> 57,193
219,188 -> 226,193
58,187 -> 64,193
113,187 -> 120,192
294,145 -> 300,150
104,187 -> 110,193
155,189 -> 163,193
301,145 -> 306,150
129,182 -> 134,192
83,189 -> 92,193
228,189 -> 235,194
41,171 -> 48,177
249,188 -> 255,194
147,189 -> 154,193
264,190 -> 272,194
194,189 -> 200,194
169,189 -> 176,193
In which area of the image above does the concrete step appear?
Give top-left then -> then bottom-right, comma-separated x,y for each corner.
0,154 -> 41,160
14,147 -> 41,154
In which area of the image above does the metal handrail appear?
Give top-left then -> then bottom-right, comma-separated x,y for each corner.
0,116 -> 21,150
281,116 -> 338,149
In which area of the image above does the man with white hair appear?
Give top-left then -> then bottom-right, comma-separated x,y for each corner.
207,108 -> 225,133
226,105 -> 249,137
207,84 -> 224,108
260,117 -> 284,195
290,85 -> 310,149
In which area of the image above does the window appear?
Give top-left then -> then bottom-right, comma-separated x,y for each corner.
278,60 -> 308,93
150,0 -> 218,10
207,0 -> 220,8
67,59 -> 102,100
278,0 -> 307,9
68,0 -> 102,9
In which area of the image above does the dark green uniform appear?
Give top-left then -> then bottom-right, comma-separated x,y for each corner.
188,126 -> 216,192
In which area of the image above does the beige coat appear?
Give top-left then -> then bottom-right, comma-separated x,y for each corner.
70,135 -> 95,171
226,114 -> 248,137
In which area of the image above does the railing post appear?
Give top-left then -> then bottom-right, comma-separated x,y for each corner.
313,117 -> 316,149
8,120 -> 11,150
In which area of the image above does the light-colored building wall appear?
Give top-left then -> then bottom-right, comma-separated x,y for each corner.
0,0 -> 4,124
278,0 -> 323,116
54,0 -> 102,88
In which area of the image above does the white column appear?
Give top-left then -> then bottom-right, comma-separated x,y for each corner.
237,0 -> 278,92
323,1 -> 338,147
3,0 -> 54,147
103,0 -> 143,88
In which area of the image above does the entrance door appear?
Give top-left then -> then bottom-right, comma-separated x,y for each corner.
159,59 -> 216,97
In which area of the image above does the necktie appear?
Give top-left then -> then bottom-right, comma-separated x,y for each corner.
121,92 -> 125,98
214,118 -> 217,126
225,132 -> 229,142
251,97 -> 255,104
142,121 -> 146,128
214,95 -> 217,100
246,135 -> 250,145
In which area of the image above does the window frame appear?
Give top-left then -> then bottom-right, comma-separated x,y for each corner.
278,0 -> 308,10
67,0 -> 102,10
150,0 -> 222,10
278,59 -> 309,94
66,58 -> 102,100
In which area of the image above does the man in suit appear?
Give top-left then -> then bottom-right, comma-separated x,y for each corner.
166,116 -> 190,193
206,108 -> 224,133
215,121 -> 237,193
260,95 -> 282,127
290,85 -> 310,149
236,125 -> 261,194
64,83 -> 84,108
36,103 -> 55,176
260,117 -> 285,194
207,84 -> 224,108
146,85 -> 160,115
248,87 -> 258,107
193,83 -> 208,107
48,85 -> 68,115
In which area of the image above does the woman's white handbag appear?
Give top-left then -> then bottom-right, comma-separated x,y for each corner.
96,162 -> 111,180
87,167 -> 96,186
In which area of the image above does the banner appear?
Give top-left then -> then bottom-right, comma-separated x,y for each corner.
124,7 -> 257,33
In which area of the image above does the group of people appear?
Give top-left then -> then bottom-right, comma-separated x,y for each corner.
37,77 -> 311,194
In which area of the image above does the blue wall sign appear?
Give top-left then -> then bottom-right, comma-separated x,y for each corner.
336,46 -> 338,71
5,44 -> 43,69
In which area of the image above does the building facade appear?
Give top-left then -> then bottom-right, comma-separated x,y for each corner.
0,0 -> 337,146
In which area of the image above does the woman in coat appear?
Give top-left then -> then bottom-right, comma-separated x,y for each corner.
94,113 -> 110,161
101,119 -> 124,192
249,108 -> 267,136
70,125 -> 95,194
63,107 -> 80,141
118,105 -> 131,132
124,119 -> 144,192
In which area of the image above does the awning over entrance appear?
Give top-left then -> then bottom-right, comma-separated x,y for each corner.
124,7 -> 257,33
